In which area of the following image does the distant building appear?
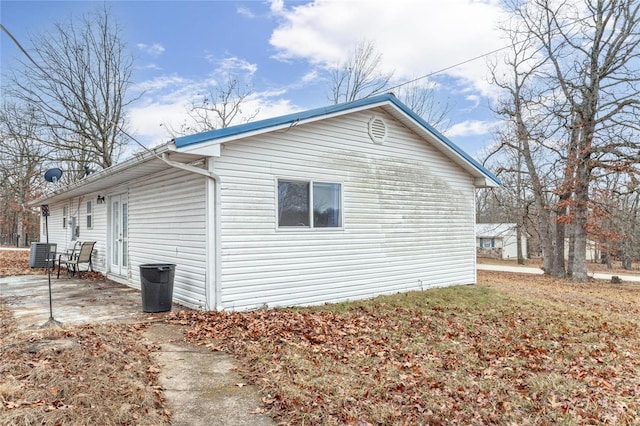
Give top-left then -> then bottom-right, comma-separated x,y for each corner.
476,223 -> 527,259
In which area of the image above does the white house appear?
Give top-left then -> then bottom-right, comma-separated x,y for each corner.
31,94 -> 499,311
475,223 -> 527,259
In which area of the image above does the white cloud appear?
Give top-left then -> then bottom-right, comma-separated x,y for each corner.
465,94 -> 481,110
445,119 -> 501,138
269,0 -> 508,98
137,42 -> 165,57
269,0 -> 284,14
218,57 -> 258,75
127,74 -> 300,147
236,6 -> 255,18
136,63 -> 162,71
301,69 -> 320,84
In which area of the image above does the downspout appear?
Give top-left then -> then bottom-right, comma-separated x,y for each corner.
160,153 -> 222,311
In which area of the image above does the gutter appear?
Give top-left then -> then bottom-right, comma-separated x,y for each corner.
160,153 -> 222,311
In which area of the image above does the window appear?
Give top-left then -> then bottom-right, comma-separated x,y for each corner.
480,238 -> 495,248
86,201 -> 93,229
62,206 -> 68,228
278,179 -> 342,228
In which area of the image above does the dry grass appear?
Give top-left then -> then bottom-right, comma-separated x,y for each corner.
0,312 -> 170,425
0,250 -> 170,425
171,271 -> 640,425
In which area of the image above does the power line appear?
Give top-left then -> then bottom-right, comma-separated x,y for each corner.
0,24 -> 46,74
386,8 -> 587,93
387,44 -> 512,93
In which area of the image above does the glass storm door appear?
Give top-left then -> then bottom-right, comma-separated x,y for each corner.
110,194 -> 128,276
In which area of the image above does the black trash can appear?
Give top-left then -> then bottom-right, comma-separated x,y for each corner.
139,264 -> 176,313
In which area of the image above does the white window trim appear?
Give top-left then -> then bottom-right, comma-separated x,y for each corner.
275,177 -> 344,231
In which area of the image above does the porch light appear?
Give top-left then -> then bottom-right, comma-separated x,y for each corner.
96,195 -> 105,204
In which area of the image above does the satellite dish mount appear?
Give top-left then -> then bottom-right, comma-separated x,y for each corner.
41,168 -> 64,328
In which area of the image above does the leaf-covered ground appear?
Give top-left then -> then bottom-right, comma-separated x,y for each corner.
3,248 -> 640,424
0,321 -> 170,426
0,249 -> 45,277
170,271 -> 640,425
0,249 -> 170,425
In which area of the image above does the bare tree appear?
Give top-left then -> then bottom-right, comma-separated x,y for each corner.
179,73 -> 260,134
329,40 -> 394,104
6,6 -> 136,174
487,18 -> 561,273
0,102 -> 48,245
590,172 -> 640,270
163,73 -> 259,138
499,0 -> 640,281
396,80 -> 452,131
329,40 -> 451,131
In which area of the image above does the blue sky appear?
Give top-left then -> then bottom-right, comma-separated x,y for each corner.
1,0 -> 508,158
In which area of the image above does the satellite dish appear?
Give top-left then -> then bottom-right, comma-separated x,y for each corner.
44,168 -> 63,183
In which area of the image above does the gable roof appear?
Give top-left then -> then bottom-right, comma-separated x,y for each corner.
175,93 -> 500,187
31,94 -> 499,206
475,223 -> 518,238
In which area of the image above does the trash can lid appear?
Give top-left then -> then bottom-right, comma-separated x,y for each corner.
140,263 -> 176,270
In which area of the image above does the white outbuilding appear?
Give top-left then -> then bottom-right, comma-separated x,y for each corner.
32,94 -> 499,311
475,223 -> 527,260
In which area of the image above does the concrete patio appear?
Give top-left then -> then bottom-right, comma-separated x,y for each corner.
0,272 -> 275,425
0,273 -> 179,329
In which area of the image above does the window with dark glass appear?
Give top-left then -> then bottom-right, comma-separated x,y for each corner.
278,179 -> 342,228
86,201 -> 93,229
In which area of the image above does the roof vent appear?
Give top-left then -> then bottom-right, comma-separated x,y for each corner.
368,116 -> 387,144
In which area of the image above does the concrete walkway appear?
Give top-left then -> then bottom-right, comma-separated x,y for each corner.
0,274 -> 274,425
478,263 -> 640,282
143,323 -> 274,426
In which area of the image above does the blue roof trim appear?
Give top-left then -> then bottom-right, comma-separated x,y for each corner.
174,93 -> 499,185
174,95 -> 392,148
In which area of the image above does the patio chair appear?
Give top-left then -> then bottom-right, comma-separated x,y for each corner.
56,241 -> 81,278
57,241 -> 95,278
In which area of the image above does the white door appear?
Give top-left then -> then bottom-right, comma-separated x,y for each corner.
109,194 -> 128,276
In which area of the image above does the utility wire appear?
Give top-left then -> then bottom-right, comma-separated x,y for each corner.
0,23 -> 47,74
386,44 -> 512,93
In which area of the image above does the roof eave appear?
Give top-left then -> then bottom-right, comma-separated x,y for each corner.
27,142 -> 204,207
175,94 -> 500,188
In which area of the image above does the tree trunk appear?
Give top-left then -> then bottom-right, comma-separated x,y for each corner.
603,244 -> 612,269
572,176 -> 590,282
552,215 -> 566,277
567,227 -> 575,276
516,225 -> 524,264
540,213 -> 554,274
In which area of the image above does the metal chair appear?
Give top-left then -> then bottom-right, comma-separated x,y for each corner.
56,241 -> 81,278
57,241 -> 95,278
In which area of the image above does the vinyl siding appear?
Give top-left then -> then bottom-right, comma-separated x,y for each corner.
40,169 -> 207,309
128,168 -> 208,309
214,108 -> 477,310
41,194 -> 108,273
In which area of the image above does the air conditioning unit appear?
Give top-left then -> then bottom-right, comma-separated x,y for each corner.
29,242 -> 57,268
